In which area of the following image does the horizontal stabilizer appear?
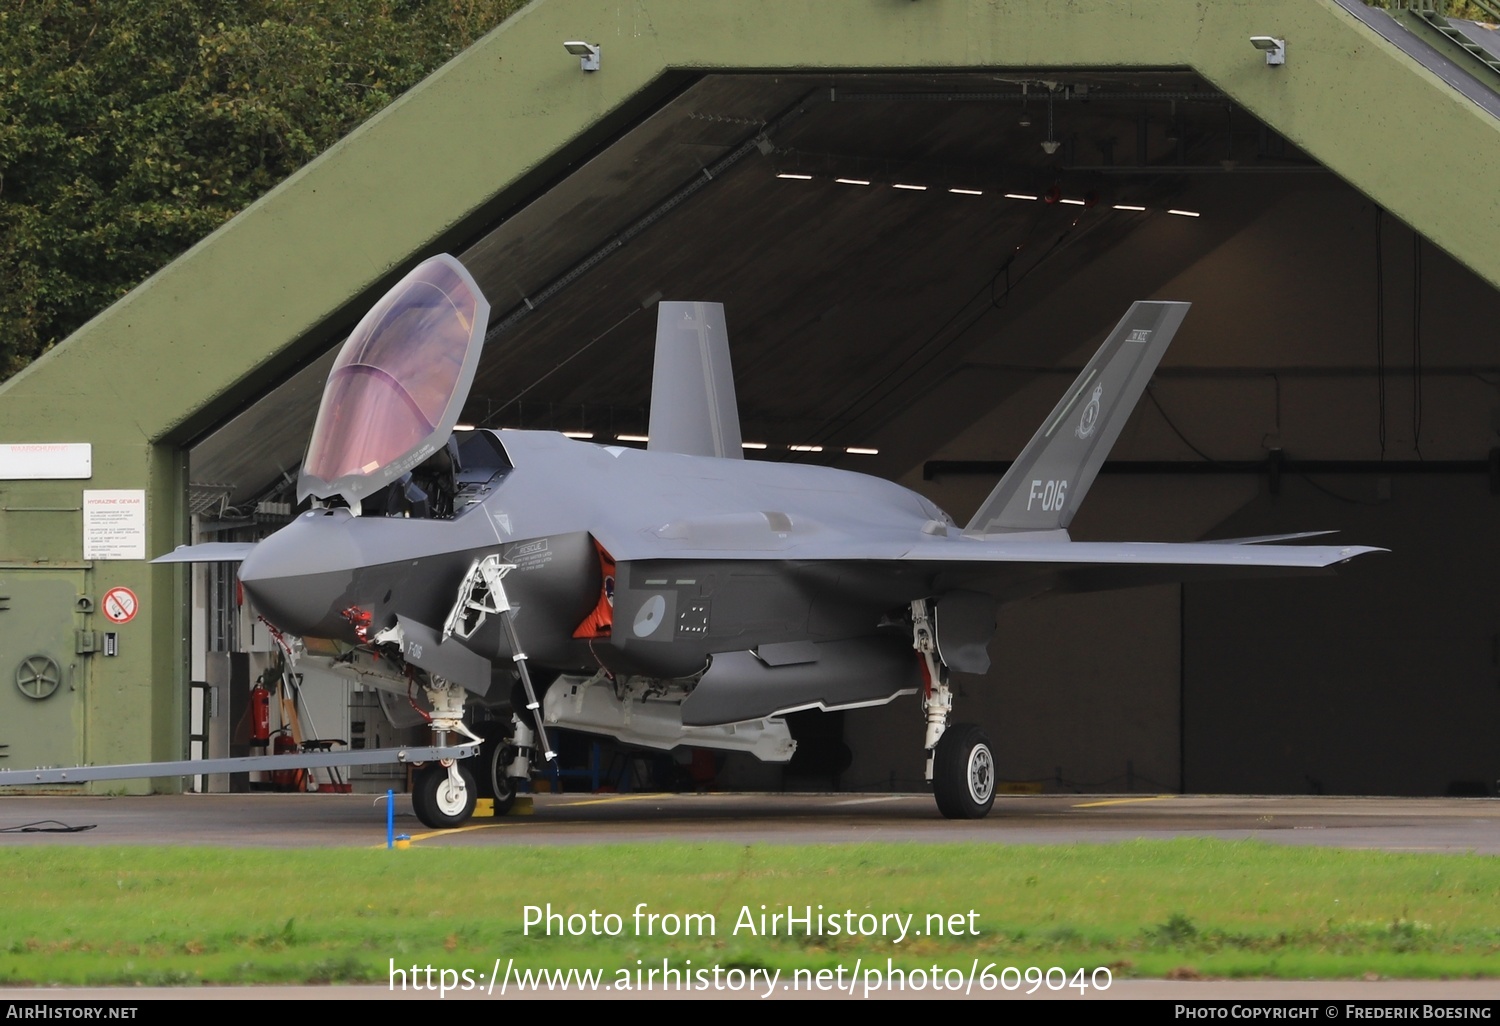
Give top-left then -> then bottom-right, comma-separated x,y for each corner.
965,301 -> 1189,537
151,542 -> 258,563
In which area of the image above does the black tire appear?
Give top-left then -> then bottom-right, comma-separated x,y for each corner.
412,762 -> 477,829
488,740 -> 522,816
932,723 -> 996,820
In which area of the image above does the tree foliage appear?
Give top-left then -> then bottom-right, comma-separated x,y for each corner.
0,0 -> 523,379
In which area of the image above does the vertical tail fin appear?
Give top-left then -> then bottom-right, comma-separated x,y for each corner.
963,300 -> 1190,537
647,301 -> 743,459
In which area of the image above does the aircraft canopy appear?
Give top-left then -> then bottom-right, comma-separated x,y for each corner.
299,255 -> 490,504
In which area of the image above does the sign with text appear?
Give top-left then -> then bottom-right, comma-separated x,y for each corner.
83,490 -> 146,560
0,442 -> 91,479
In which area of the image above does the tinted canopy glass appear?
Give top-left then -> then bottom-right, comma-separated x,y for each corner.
299,255 -> 490,503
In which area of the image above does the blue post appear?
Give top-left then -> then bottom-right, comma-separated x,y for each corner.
386,788 -> 395,849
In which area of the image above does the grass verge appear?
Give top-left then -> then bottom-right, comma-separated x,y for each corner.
0,838 -> 1496,985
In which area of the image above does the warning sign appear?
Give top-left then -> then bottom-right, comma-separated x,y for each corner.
102,586 -> 139,625
83,489 -> 146,560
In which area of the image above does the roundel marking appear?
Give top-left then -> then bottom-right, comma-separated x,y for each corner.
632,595 -> 667,637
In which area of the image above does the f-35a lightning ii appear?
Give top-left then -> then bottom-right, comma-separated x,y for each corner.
157,254 -> 1381,827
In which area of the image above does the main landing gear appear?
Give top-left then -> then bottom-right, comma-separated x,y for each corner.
912,598 -> 995,820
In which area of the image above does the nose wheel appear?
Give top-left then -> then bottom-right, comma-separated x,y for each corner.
412,761 -> 477,829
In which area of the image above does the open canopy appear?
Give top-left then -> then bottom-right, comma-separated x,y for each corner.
298,254 -> 489,504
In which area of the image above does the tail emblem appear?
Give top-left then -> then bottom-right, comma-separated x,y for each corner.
1075,385 -> 1103,440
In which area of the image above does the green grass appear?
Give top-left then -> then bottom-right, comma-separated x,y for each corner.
0,839 -> 1497,986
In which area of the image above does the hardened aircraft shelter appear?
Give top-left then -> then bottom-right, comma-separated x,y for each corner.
4,0 -> 1500,797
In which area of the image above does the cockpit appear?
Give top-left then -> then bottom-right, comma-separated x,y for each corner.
298,255 -> 505,519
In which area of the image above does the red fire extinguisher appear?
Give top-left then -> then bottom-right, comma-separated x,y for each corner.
250,684 -> 271,747
272,729 -> 299,791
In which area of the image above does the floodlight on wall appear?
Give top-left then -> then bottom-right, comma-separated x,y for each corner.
1250,36 -> 1285,65
564,40 -> 601,71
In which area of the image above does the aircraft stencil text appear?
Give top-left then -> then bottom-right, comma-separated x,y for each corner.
1027,479 -> 1068,511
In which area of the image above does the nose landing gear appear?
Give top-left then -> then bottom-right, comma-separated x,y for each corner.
412,760 -> 477,829
410,676 -> 485,830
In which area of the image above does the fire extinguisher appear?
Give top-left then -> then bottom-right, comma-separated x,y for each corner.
250,683 -> 271,748
272,729 -> 299,791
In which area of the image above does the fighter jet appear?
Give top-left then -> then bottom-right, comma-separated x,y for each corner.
157,254 -> 1381,827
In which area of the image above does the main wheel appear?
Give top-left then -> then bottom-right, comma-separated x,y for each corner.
488,740 -> 523,816
412,762 -> 477,829
932,723 -> 996,820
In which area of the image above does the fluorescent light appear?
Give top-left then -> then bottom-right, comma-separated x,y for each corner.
777,173 -> 813,180
616,433 -> 649,442
892,183 -> 928,191
789,444 -> 824,452
845,447 -> 879,455
948,188 -> 983,196
562,430 -> 594,439
741,442 -> 768,450
1113,204 -> 1146,211
453,423 -> 476,431
1167,208 -> 1201,217
1060,198 -> 1085,206
835,177 -> 871,186
1004,193 -> 1038,201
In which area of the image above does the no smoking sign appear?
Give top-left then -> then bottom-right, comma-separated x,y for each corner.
101,586 -> 138,625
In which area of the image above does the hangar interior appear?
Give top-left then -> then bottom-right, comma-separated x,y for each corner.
181,60 -> 1500,798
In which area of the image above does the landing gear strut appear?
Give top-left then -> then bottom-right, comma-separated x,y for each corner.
486,714 -> 536,817
411,676 -> 484,830
407,556 -> 559,829
912,598 -> 995,820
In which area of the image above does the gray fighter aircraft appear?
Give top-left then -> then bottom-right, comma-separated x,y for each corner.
158,254 -> 1381,827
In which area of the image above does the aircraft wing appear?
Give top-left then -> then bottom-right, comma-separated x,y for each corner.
603,529 -> 1383,603
891,535 -> 1383,596
891,536 -> 1378,567
151,542 -> 258,563
605,530 -> 1379,568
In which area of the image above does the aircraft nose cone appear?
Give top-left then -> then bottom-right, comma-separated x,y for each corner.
238,511 -> 361,637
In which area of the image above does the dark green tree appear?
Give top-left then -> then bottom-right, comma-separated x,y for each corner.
0,0 -> 522,379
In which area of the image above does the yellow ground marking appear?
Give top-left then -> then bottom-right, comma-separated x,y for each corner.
558,793 -> 668,807
373,822 -> 512,848
1073,795 -> 1176,808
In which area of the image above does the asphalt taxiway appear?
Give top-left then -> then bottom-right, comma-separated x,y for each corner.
1,791 -> 1497,851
